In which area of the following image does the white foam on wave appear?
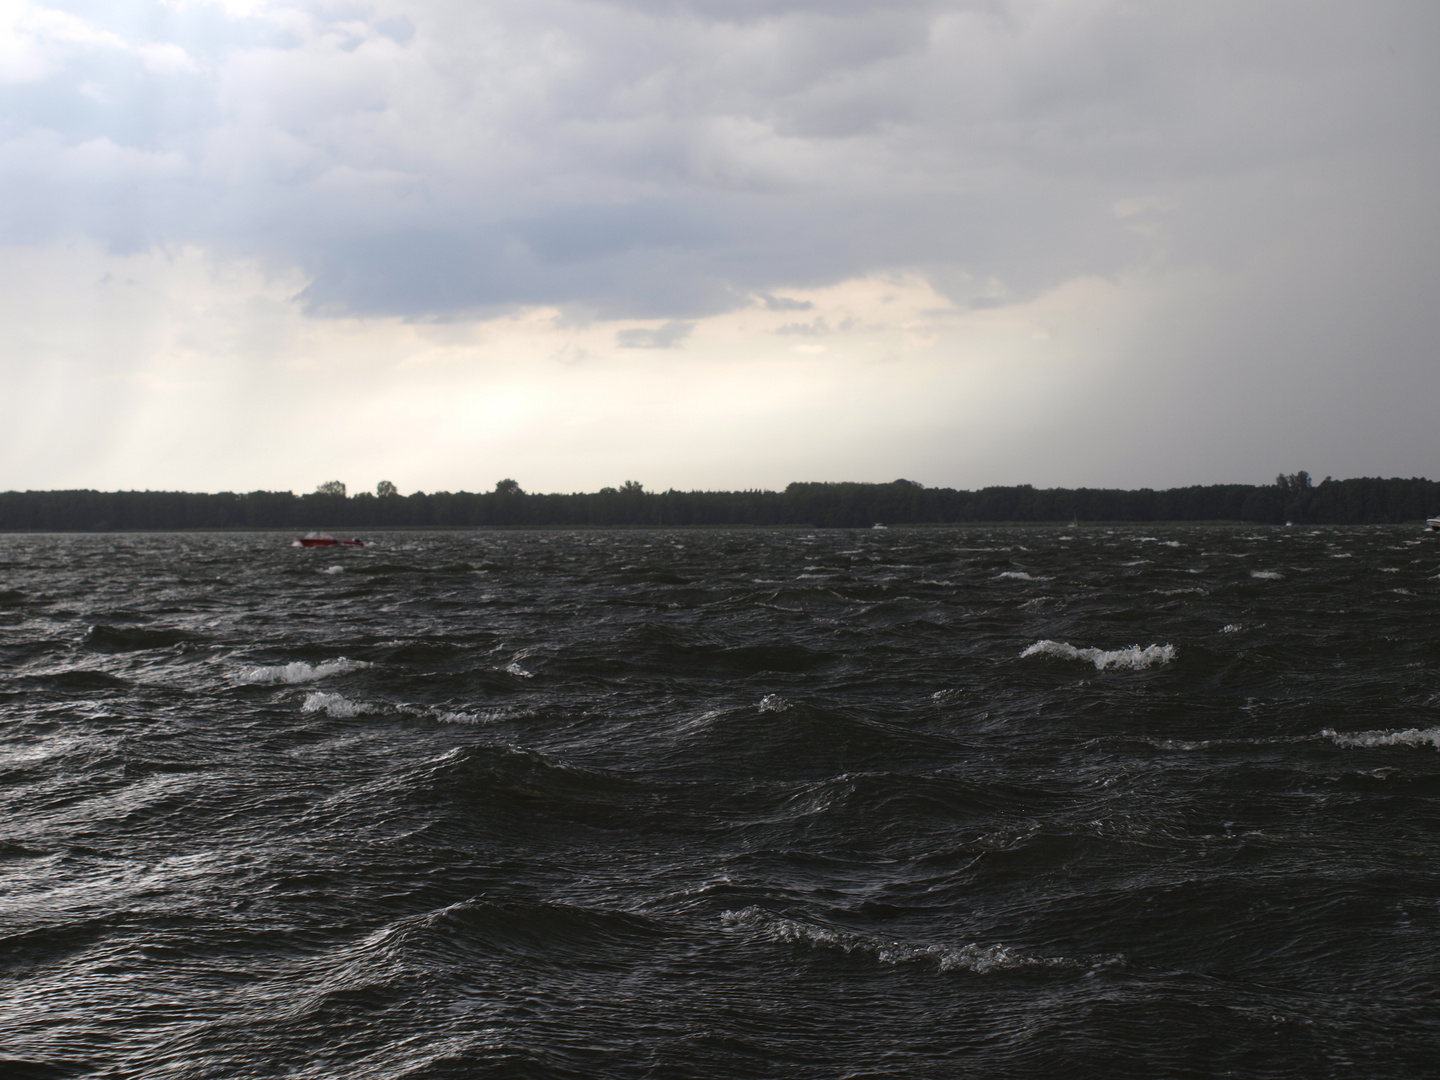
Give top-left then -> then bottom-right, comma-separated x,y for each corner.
321,564 -> 345,575
429,708 -> 509,725
394,702 -> 521,725
1323,726 -> 1440,751
1221,623 -> 1242,633
997,570 -> 1050,581
236,658 -> 372,684
758,694 -> 792,713
1250,570 -> 1283,580
301,691 -> 371,718
720,906 -> 1075,974
1021,639 -> 1177,670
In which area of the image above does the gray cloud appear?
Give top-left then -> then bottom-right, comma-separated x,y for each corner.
616,320 -> 695,348
775,317 -> 828,336
757,292 -> 813,311
4,0 -> 1435,324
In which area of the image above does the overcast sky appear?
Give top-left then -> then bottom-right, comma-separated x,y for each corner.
3,0 -> 1438,495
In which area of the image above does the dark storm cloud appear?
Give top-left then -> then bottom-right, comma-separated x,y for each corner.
2,0 -> 1438,323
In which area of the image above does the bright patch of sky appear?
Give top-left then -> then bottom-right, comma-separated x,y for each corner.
3,0 -> 1438,494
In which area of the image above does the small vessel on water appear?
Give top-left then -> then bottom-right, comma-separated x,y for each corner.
1427,518 -> 1440,533
295,532 -> 366,548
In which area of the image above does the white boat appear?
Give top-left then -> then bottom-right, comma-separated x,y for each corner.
1427,517 -> 1440,533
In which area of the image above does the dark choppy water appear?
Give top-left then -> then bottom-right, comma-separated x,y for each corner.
3,526 -> 1440,1078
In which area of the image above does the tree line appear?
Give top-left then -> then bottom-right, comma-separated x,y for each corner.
1,472 -> 1437,531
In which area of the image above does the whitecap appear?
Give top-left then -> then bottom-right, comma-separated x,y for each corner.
1250,570 -> 1283,580
1322,726 -> 1440,751
236,658 -> 372,684
433,710 -> 485,724
301,691 -> 371,718
1221,624 -> 1242,633
321,564 -> 345,575
720,906 -> 1074,974
758,694 -> 792,713
1147,737 -> 1221,751
997,570 -> 1050,581
504,661 -> 534,679
397,703 -> 520,725
1021,639 -> 1177,670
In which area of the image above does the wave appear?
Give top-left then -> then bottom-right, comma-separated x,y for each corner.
236,658 -> 372,684
301,691 -> 374,718
1323,726 -> 1440,751
410,743 -> 658,829
295,691 -> 494,725
351,897 -> 667,971
17,669 -> 131,691
81,625 -> 192,653
1250,570 -> 1283,580
720,906 -> 1074,974
1020,639 -> 1177,670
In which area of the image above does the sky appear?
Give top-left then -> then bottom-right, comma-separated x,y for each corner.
3,0 -> 1439,496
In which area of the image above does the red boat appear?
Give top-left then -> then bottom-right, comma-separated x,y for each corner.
295,532 -> 366,548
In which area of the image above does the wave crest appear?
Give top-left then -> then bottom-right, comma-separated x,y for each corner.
1323,726 -> 1440,751
1020,639 -> 1177,670
236,658 -> 372,684
301,691 -> 372,718
721,906 -> 1072,974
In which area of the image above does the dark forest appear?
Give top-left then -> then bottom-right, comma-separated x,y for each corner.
2,472 -> 1438,531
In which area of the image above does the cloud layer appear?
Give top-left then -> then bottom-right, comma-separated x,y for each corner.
3,1 -> 1440,491
7,0 -> 1436,319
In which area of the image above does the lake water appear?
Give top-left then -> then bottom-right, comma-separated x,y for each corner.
3,526 -> 1439,1078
